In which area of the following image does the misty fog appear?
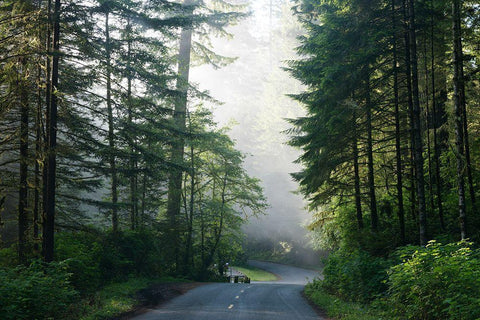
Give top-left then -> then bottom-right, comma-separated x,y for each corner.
190,1 -> 311,248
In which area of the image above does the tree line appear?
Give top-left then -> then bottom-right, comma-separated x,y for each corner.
290,1 -> 480,317
289,0 -> 480,320
0,0 -> 267,278
289,0 -> 479,252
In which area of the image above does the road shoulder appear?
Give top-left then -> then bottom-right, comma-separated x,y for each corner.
116,282 -> 205,319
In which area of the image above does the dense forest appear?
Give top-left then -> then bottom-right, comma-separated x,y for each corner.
0,0 -> 269,318
2,0 -> 480,318
289,0 -> 480,318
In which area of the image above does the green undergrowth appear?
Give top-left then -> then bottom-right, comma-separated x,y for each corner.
304,281 -> 381,320
232,265 -> 278,281
306,241 -> 480,320
78,276 -> 187,320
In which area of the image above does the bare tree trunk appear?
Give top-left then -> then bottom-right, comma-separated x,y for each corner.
42,0 -> 51,244
18,57 -> 29,264
403,0 -> 417,225
141,168 -> 147,221
430,0 -> 445,230
126,18 -> 137,231
166,0 -> 194,272
352,106 -> 364,230
352,107 -> 363,230
392,0 -> 405,244
461,51 -> 476,213
34,63 -> 42,254
200,192 -> 205,270
452,0 -> 467,239
423,35 -> 435,214
105,9 -> 118,232
463,105 -> 475,213
43,0 -> 60,262
408,0 -> 427,245
365,73 -> 378,231
182,111 -> 195,273
183,143 -> 195,274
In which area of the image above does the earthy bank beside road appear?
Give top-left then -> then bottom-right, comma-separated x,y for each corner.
112,282 -> 204,319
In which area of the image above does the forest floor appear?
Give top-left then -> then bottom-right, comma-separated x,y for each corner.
113,282 -> 205,319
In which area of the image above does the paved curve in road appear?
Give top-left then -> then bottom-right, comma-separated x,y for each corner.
131,260 -> 323,320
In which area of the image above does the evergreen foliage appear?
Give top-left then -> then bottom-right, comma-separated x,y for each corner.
289,0 -> 480,251
290,0 -> 480,318
0,2 -> 266,315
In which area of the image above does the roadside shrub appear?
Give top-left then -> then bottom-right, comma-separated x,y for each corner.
0,246 -> 17,267
305,279 -> 381,320
0,260 -> 78,320
99,230 -> 165,281
56,232 -> 103,293
55,230 -> 166,288
384,241 -> 480,320
321,248 -> 389,302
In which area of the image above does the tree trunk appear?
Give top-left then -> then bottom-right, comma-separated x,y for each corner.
408,0 -> 427,245
463,102 -> 475,213
184,110 -> 195,274
460,48 -> 476,213
141,168 -> 147,221
365,73 -> 378,231
42,0 -> 52,245
352,107 -> 363,230
430,0 -> 445,230
166,0 -> 194,272
204,171 -> 227,271
43,0 -> 60,262
183,143 -> 195,274
392,0 -> 405,244
105,9 -> 118,232
199,192 -> 205,270
403,0 -> 417,224
407,0 -> 427,245
125,16 -> 137,231
34,63 -> 42,253
423,34 -> 435,214
18,57 -> 29,264
452,0 -> 467,239
128,69 -> 136,228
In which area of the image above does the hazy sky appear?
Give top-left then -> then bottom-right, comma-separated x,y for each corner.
190,0 -> 310,243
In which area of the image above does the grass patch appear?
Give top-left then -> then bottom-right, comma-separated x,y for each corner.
304,282 -> 381,320
232,265 -> 278,281
77,276 -> 185,320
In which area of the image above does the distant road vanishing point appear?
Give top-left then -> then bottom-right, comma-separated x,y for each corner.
131,260 -> 323,320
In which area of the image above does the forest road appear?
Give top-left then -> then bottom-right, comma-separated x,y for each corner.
130,260 -> 323,320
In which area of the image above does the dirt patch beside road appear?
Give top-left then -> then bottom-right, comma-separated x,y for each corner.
112,282 -> 205,319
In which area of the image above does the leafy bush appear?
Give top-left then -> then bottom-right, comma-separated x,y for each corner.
0,260 -> 78,320
0,230 -> 170,319
383,241 -> 480,320
55,230 -> 167,290
305,279 -> 381,320
56,232 -> 103,293
99,230 -> 166,281
321,248 -> 390,302
0,246 -> 17,268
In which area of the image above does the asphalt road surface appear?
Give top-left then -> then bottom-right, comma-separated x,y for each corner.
131,261 -> 323,320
